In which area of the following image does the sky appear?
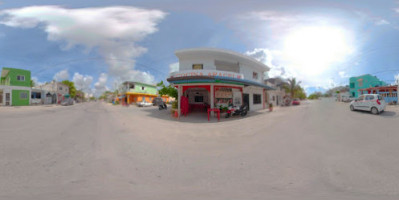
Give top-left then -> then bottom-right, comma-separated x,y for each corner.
0,0 -> 399,96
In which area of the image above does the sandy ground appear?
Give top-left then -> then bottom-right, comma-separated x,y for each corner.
1,99 -> 399,200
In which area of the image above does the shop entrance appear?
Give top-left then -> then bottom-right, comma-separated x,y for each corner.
183,86 -> 210,112
243,93 -> 249,111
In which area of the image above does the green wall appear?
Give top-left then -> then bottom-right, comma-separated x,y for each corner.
2,68 -> 31,87
129,82 -> 157,95
12,90 -> 30,106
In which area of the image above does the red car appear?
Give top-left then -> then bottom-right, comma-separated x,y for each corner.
292,98 -> 300,105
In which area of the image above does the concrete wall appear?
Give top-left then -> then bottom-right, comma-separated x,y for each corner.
178,55 -> 265,84
243,86 -> 264,111
12,90 -> 30,106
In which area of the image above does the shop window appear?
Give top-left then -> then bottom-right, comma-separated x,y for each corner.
17,75 -> 25,81
253,94 -> 261,104
253,72 -> 258,79
192,64 -> 203,70
20,92 -> 28,99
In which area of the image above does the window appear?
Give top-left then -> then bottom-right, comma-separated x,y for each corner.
17,75 -> 25,81
192,64 -> 203,70
357,79 -> 363,87
253,94 -> 261,104
59,87 -> 63,91
365,95 -> 374,100
272,96 -> 275,101
253,72 -> 258,79
142,86 -> 145,90
20,92 -> 27,99
350,82 -> 355,88
195,96 -> 204,102
357,95 -> 364,101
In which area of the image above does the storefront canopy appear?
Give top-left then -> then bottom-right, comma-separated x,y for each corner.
167,76 -> 275,90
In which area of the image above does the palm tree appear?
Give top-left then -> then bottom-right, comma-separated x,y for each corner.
285,78 -> 302,98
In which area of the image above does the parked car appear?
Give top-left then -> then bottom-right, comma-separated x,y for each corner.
350,94 -> 386,115
137,101 -> 152,107
152,97 -> 164,106
61,98 -> 74,106
292,98 -> 300,105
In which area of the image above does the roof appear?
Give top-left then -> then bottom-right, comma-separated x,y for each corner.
1,67 -> 30,78
175,48 -> 270,71
167,76 -> 275,90
358,85 -> 398,91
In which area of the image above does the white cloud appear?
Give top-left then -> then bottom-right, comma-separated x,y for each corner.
237,11 -> 356,90
375,19 -> 390,25
31,76 -> 44,86
169,62 -> 179,73
245,48 -> 294,79
72,72 -> 93,94
394,74 -> 399,85
94,73 -> 108,97
339,71 -> 350,78
53,69 -> 69,81
0,5 -> 166,85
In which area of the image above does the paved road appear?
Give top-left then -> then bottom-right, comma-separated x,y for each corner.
1,100 -> 399,200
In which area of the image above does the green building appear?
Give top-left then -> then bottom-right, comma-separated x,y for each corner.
349,74 -> 386,98
120,81 -> 158,104
0,67 -> 31,106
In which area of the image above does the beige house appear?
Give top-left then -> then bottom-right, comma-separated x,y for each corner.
37,81 -> 69,104
265,78 -> 289,106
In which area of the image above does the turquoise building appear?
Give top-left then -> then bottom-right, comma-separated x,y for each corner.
349,74 -> 386,98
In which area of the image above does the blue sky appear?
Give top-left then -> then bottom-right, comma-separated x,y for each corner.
0,0 -> 399,96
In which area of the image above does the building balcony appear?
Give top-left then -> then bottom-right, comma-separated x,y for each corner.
169,70 -> 244,80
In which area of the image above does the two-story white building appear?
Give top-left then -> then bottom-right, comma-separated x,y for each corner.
167,48 -> 274,117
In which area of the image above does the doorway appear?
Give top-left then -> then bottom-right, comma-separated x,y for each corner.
5,92 -> 10,106
243,93 -> 249,111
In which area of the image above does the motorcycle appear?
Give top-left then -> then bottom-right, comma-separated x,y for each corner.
225,104 -> 248,118
158,102 -> 167,110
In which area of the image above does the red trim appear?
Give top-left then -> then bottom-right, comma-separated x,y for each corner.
182,85 -> 210,93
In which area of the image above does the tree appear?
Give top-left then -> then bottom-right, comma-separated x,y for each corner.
284,78 -> 302,98
308,92 -> 322,100
294,87 -> 307,99
61,80 -> 77,98
30,80 -> 35,87
157,81 -> 178,99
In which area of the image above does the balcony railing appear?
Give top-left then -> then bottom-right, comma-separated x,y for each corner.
169,70 -> 244,80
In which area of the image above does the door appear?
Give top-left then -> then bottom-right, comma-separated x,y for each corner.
5,93 -> 10,106
243,93 -> 249,111
355,95 -> 366,110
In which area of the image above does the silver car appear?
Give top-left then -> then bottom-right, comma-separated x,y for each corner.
350,94 -> 386,115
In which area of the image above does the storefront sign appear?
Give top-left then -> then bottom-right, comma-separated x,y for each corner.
170,70 -> 244,80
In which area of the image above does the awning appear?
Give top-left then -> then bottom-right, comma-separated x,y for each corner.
167,76 -> 275,90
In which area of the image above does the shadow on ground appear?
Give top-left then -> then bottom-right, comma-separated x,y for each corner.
141,106 -> 266,123
353,110 -> 397,118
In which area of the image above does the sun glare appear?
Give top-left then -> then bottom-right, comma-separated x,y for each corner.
283,26 -> 354,76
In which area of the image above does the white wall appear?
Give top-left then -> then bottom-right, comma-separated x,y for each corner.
178,54 -> 266,83
243,86 -> 264,111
